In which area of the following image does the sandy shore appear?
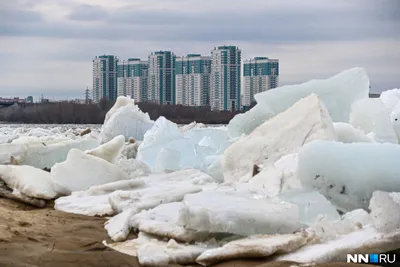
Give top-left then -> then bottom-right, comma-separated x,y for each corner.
0,197 -> 375,267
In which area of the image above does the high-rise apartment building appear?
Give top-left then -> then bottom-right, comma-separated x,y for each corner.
243,57 -> 279,107
117,58 -> 149,102
92,55 -> 118,103
175,54 -> 211,106
210,46 -> 241,111
148,51 -> 176,105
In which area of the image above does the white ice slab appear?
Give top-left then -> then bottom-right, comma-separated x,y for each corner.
223,94 -> 336,182
333,122 -> 375,143
0,138 -> 98,169
100,96 -> 154,143
130,202 -> 209,242
380,88 -> 400,112
85,135 -> 125,163
55,194 -> 113,216
279,190 -> 340,226
121,141 -> 141,159
178,190 -> 300,236
51,148 -> 129,195
236,167 -> 283,198
137,117 -> 198,170
155,148 -> 180,173
117,158 -> 151,179
298,141 -> 400,212
390,110 -> 400,143
349,98 -> 397,143
369,191 -> 400,233
275,226 -> 400,263
0,165 -> 57,199
107,169 -> 215,214
108,184 -> 204,215
228,67 -> 369,137
196,232 -> 310,266
310,209 -> 372,243
273,153 -> 303,193
105,209 -> 135,242
104,232 -> 216,266
54,179 -> 146,216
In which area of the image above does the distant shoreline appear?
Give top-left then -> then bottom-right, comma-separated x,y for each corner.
0,101 -> 243,125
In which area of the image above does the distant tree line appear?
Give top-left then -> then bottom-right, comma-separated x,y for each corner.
0,99 -> 249,124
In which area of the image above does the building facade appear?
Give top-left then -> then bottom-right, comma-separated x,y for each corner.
243,57 -> 279,107
210,46 -> 241,111
92,55 -> 118,103
117,58 -> 149,102
148,51 -> 176,105
175,54 -> 211,107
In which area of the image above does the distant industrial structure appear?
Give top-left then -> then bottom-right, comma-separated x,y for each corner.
92,46 -> 279,111
0,97 -> 26,106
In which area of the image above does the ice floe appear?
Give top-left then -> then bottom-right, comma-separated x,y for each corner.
223,93 -> 336,182
298,141 -> 400,212
228,67 -> 369,137
0,165 -> 57,199
51,148 -> 129,195
99,96 -> 154,143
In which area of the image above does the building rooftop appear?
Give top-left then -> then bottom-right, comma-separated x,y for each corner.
216,45 -> 239,50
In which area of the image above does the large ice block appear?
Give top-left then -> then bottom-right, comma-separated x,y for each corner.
54,194 -> 113,216
85,135 -> 125,163
369,191 -> 400,233
117,158 -> 151,179
223,94 -> 336,182
51,148 -> 129,195
108,169 -> 215,214
99,96 -> 154,143
297,141 -> 400,212
349,98 -> 397,143
178,190 -> 300,236
390,110 -> 400,143
310,209 -> 372,243
275,225 -> 400,263
155,148 -> 181,173
196,232 -> 310,266
0,138 -> 98,169
130,202 -> 209,242
227,104 -> 275,138
137,117 -> 197,170
104,232 -> 216,266
0,165 -> 57,199
279,190 -> 340,226
236,167 -> 283,197
333,122 -> 374,143
185,126 -> 231,154
54,179 -> 146,216
380,88 -> 400,112
228,67 -> 369,137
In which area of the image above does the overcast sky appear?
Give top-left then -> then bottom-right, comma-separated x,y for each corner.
0,0 -> 399,100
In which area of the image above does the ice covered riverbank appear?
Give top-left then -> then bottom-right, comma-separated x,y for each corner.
1,67 -> 400,266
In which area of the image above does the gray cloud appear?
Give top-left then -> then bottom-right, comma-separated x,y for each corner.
0,6 -> 43,23
67,4 -> 108,21
0,0 -> 399,98
1,0 -> 399,44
